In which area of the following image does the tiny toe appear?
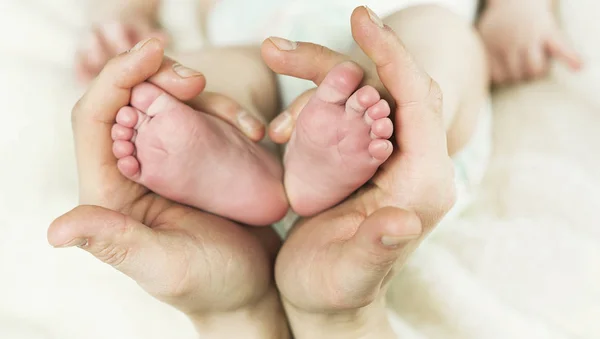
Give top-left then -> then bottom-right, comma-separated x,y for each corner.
112,140 -> 135,159
117,156 -> 141,179
111,124 -> 134,141
369,139 -> 393,162
365,100 -> 391,124
346,85 -> 380,116
116,106 -> 140,128
315,61 -> 364,104
370,118 -> 394,139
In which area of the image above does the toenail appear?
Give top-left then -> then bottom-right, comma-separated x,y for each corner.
381,234 -> 418,247
364,6 -> 385,28
237,111 -> 263,134
129,38 -> 153,52
172,63 -> 203,78
269,37 -> 298,51
272,111 -> 292,133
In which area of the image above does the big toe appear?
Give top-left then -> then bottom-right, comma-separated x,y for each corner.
130,82 -> 181,117
314,61 -> 364,104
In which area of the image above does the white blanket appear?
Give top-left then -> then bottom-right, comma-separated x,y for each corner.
0,0 -> 598,338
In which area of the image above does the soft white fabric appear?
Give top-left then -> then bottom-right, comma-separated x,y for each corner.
0,1 -> 598,338
207,0 -> 478,107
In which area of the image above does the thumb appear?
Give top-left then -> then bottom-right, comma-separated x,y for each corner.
546,31 -> 583,71
48,205 -> 164,284
189,92 -> 266,142
268,88 -> 314,144
335,207 -> 422,302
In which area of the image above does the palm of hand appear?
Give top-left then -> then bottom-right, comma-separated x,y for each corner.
121,193 -> 279,314
53,41 -> 279,316
66,164 -> 280,315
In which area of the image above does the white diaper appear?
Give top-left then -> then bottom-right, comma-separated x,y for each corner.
207,0 -> 479,106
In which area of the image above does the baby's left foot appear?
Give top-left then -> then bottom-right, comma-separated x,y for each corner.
284,62 -> 393,216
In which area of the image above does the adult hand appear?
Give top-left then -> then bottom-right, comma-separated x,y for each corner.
262,7 -> 456,338
50,39 -> 288,338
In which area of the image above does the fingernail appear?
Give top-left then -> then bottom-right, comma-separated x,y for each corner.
56,238 -> 88,248
237,111 -> 263,134
172,63 -> 203,78
271,111 -> 292,133
269,37 -> 298,51
364,6 -> 385,29
130,37 -> 153,52
381,234 -> 418,247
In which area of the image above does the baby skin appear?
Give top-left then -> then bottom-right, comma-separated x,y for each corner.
111,61 -> 392,225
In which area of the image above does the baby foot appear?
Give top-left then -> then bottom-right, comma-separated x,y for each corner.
111,82 -> 288,226
284,62 -> 393,216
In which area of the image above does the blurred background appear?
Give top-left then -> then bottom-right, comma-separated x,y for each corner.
0,0 -> 598,338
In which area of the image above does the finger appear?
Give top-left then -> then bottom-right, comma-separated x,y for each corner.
350,6 -> 447,158
489,57 -> 507,85
525,47 -> 548,80
147,30 -> 170,45
351,7 -> 433,106
75,51 -> 97,83
99,21 -> 135,55
188,92 -> 265,142
148,58 -> 206,101
83,28 -> 110,76
545,33 -> 583,71
335,207 -> 422,302
261,37 -> 349,85
268,89 -> 314,143
130,21 -> 170,46
504,51 -> 523,83
73,38 -> 164,207
48,205 -> 166,286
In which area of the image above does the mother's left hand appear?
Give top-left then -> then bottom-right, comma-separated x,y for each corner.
48,41 -> 288,337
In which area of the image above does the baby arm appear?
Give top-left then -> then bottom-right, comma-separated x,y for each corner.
76,0 -> 167,82
477,0 -> 582,84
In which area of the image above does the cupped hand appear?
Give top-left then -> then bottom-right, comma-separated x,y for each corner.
263,7 -> 456,338
51,40 -> 280,324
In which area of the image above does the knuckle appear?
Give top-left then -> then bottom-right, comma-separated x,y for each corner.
427,79 -> 444,114
220,99 -> 239,116
92,242 -> 129,267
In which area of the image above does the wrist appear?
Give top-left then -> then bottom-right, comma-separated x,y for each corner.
283,296 -> 396,339
188,288 -> 291,339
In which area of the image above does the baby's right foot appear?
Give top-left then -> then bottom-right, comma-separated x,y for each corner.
284,62 -> 393,216
111,82 -> 288,226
